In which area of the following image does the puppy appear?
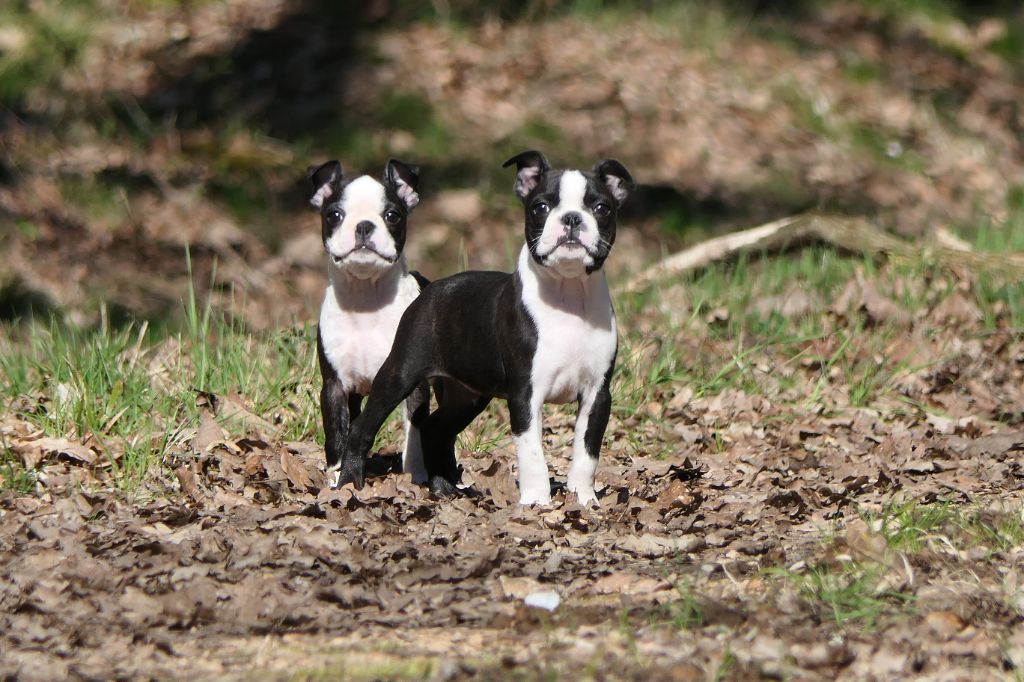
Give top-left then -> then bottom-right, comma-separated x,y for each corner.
309,159 -> 431,489
333,151 -> 633,505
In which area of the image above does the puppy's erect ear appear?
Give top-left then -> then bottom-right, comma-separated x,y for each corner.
502,150 -> 550,200
308,161 -> 343,209
593,159 -> 634,207
385,159 -> 421,210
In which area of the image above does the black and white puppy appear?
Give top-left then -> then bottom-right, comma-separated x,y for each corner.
309,159 -> 430,489
333,151 -> 633,506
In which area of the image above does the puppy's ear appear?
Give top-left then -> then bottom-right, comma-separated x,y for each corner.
593,159 -> 634,207
308,161 -> 343,209
385,159 -> 421,210
502,150 -> 550,200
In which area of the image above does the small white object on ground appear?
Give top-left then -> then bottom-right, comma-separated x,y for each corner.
523,590 -> 560,612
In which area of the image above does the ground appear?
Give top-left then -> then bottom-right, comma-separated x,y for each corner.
2,1 -> 1024,680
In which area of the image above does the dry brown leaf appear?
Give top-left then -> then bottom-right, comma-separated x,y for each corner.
14,437 -> 98,468
192,409 -> 224,452
279,449 -> 314,491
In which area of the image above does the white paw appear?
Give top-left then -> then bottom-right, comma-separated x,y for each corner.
519,489 -> 553,506
326,465 -> 341,489
569,485 -> 599,507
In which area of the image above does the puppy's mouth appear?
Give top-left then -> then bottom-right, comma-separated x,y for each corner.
538,238 -> 598,260
330,245 -> 397,265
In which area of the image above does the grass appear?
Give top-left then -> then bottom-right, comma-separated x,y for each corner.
0,256 -> 322,492
753,499 -> 1024,637
864,499 -> 956,553
784,561 -> 915,629
664,578 -> 706,630
0,0 -> 95,109
860,498 -> 1024,557
4,204 -> 1022,494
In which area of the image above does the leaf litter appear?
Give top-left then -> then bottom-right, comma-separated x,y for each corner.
3,325 -> 1024,680
2,2 -> 1024,678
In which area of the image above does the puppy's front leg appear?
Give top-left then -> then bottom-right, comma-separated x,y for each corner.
509,389 -> 551,505
322,381 -> 359,489
566,375 -> 612,507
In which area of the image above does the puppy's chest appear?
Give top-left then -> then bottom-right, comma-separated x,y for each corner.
525,295 -> 617,404
319,276 -> 420,394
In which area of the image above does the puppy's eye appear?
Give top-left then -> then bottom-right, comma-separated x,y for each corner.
384,209 -> 401,225
593,203 -> 611,218
532,203 -> 550,218
326,210 -> 343,224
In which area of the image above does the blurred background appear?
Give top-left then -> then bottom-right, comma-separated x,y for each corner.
1,0 -> 1023,329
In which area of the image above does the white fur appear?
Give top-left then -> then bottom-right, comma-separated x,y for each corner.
535,171 -> 601,271
602,175 -> 629,205
319,255 -> 427,483
325,176 -> 399,269
565,387 -> 600,506
310,183 -> 333,209
393,180 -> 419,209
515,167 -> 543,199
402,402 -> 427,483
514,245 -> 617,506
514,426 -> 551,505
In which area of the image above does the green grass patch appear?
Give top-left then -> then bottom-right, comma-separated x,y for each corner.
863,499 -> 956,552
861,498 -> 1024,557
960,507 -> 1024,554
665,578 -> 706,629
0,255 -> 323,491
0,1 -> 95,109
957,197 -> 1024,328
770,561 -> 915,630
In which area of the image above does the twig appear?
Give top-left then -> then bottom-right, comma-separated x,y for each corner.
622,212 -> 1024,293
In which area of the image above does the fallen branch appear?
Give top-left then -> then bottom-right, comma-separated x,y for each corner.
622,213 -> 1024,293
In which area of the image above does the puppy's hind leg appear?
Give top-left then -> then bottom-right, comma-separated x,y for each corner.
340,358 -> 426,490
419,380 -> 490,497
401,382 -> 431,485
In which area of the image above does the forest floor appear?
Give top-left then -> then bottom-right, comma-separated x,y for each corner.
2,1 -> 1024,679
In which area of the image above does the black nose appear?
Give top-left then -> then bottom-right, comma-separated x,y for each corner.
562,212 -> 583,238
355,221 -> 375,241
561,212 -> 582,228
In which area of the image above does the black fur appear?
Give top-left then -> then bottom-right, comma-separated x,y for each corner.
335,270 -> 538,490
309,159 -> 426,481
335,152 -> 633,496
309,159 -> 420,257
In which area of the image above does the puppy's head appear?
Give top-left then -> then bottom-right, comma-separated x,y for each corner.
308,159 -> 420,279
503,150 -> 633,277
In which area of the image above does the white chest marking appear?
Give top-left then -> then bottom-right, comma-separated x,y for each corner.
517,246 -> 617,405
318,260 -> 421,395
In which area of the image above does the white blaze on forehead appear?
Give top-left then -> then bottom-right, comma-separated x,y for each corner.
557,170 -> 588,211
340,175 -> 387,215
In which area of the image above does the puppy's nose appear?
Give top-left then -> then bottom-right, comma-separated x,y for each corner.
561,212 -> 582,228
355,221 -> 375,242
562,212 -> 582,238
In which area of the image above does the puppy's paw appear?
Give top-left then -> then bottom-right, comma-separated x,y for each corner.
335,461 -> 365,490
568,486 -> 600,508
325,465 -> 341,490
429,476 -> 481,498
518,491 -> 553,506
